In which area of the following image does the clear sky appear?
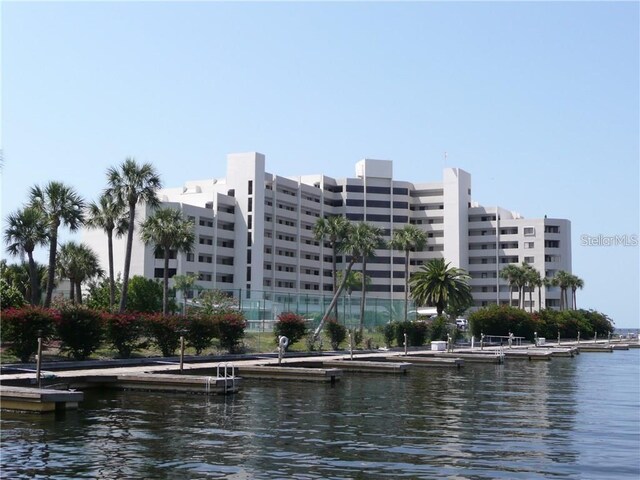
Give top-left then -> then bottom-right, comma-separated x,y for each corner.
2,1 -> 638,327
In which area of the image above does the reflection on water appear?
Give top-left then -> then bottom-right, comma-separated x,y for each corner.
2,350 -> 639,479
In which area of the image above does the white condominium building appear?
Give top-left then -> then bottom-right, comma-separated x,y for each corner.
83,152 -> 571,311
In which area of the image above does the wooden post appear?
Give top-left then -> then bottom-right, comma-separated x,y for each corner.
404,332 -> 408,356
36,333 -> 43,388
179,336 -> 185,374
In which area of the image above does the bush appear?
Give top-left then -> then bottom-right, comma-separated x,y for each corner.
127,276 -> 164,313
393,321 -> 428,347
325,319 -> 347,350
274,312 -> 308,349
2,307 -> 58,362
1,279 -> 26,310
103,312 -> 146,358
429,316 -> 450,342
468,305 -> 536,341
217,313 -> 246,353
145,314 -> 184,357
185,313 -> 218,355
56,305 -> 104,360
380,323 -> 395,348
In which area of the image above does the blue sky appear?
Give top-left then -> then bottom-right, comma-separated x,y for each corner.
2,2 -> 638,327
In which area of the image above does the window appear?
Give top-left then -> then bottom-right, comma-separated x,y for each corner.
367,200 -> 391,208
366,214 -> 390,222
524,242 -> 534,249
524,227 -> 535,236
199,217 -> 214,228
524,256 -> 535,264
366,186 -> 390,194
393,187 -> 408,195
345,184 -> 364,193
346,199 -> 364,207
545,225 -> 560,233
248,180 -> 253,195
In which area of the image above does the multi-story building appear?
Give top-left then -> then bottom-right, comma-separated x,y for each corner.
83,152 -> 571,312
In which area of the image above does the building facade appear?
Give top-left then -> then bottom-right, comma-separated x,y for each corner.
83,152 -> 571,312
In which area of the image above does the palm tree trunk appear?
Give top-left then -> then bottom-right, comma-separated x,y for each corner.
27,252 -> 39,305
107,228 -> 115,311
359,259 -> 367,336
313,259 -> 356,339
119,205 -> 136,313
538,286 -> 542,311
162,249 -> 170,315
69,280 -> 75,303
528,287 -> 533,313
76,280 -> 83,304
332,241 -> 338,322
572,288 -> 576,310
44,223 -> 59,308
404,249 -> 409,322
510,285 -> 514,307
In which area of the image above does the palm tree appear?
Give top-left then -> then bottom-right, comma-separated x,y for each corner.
390,225 -> 427,322
314,215 -> 350,321
551,270 -> 572,311
105,158 -> 161,312
569,274 -> 584,310
409,258 -> 473,317
140,208 -> 195,314
57,242 -> 104,304
522,263 -> 540,313
173,273 -> 202,314
85,193 -> 129,311
499,264 -> 522,308
355,223 -> 384,335
29,182 -> 85,307
4,207 -> 49,305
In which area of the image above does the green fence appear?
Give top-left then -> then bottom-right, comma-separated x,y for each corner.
205,289 -> 419,333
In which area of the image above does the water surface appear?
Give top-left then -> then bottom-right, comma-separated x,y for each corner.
2,350 -> 639,479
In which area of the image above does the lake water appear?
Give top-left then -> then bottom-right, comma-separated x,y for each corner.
2,350 -> 639,479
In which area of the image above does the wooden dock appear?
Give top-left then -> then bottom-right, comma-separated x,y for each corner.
385,355 -> 464,368
503,350 -> 552,361
434,352 -> 504,364
578,345 -> 614,353
322,359 -> 412,374
235,365 -> 342,383
1,386 -> 83,413
97,373 -> 241,395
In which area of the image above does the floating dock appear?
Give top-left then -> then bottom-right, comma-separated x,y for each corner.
92,373 -> 241,395
321,359 -> 412,374
235,365 -> 342,383
503,350 -> 553,361
578,345 -> 614,353
1,386 -> 83,413
386,355 -> 464,368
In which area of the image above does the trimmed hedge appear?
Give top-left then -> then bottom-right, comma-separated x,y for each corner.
2,307 -> 58,362
469,306 -> 614,341
217,312 -> 246,353
274,312 -> 308,349
56,305 -> 104,360
185,313 -> 218,355
325,319 -> 347,350
145,314 -> 184,357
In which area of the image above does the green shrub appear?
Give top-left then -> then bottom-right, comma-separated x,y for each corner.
325,319 -> 346,350
393,321 -> 428,347
430,316 -> 450,341
2,307 -> 58,362
103,312 -> 145,358
274,312 -> 308,349
56,305 -> 104,360
185,313 -> 218,355
380,322 -> 396,348
1,279 -> 26,310
468,305 -> 536,340
217,312 -> 246,353
145,314 -> 184,357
